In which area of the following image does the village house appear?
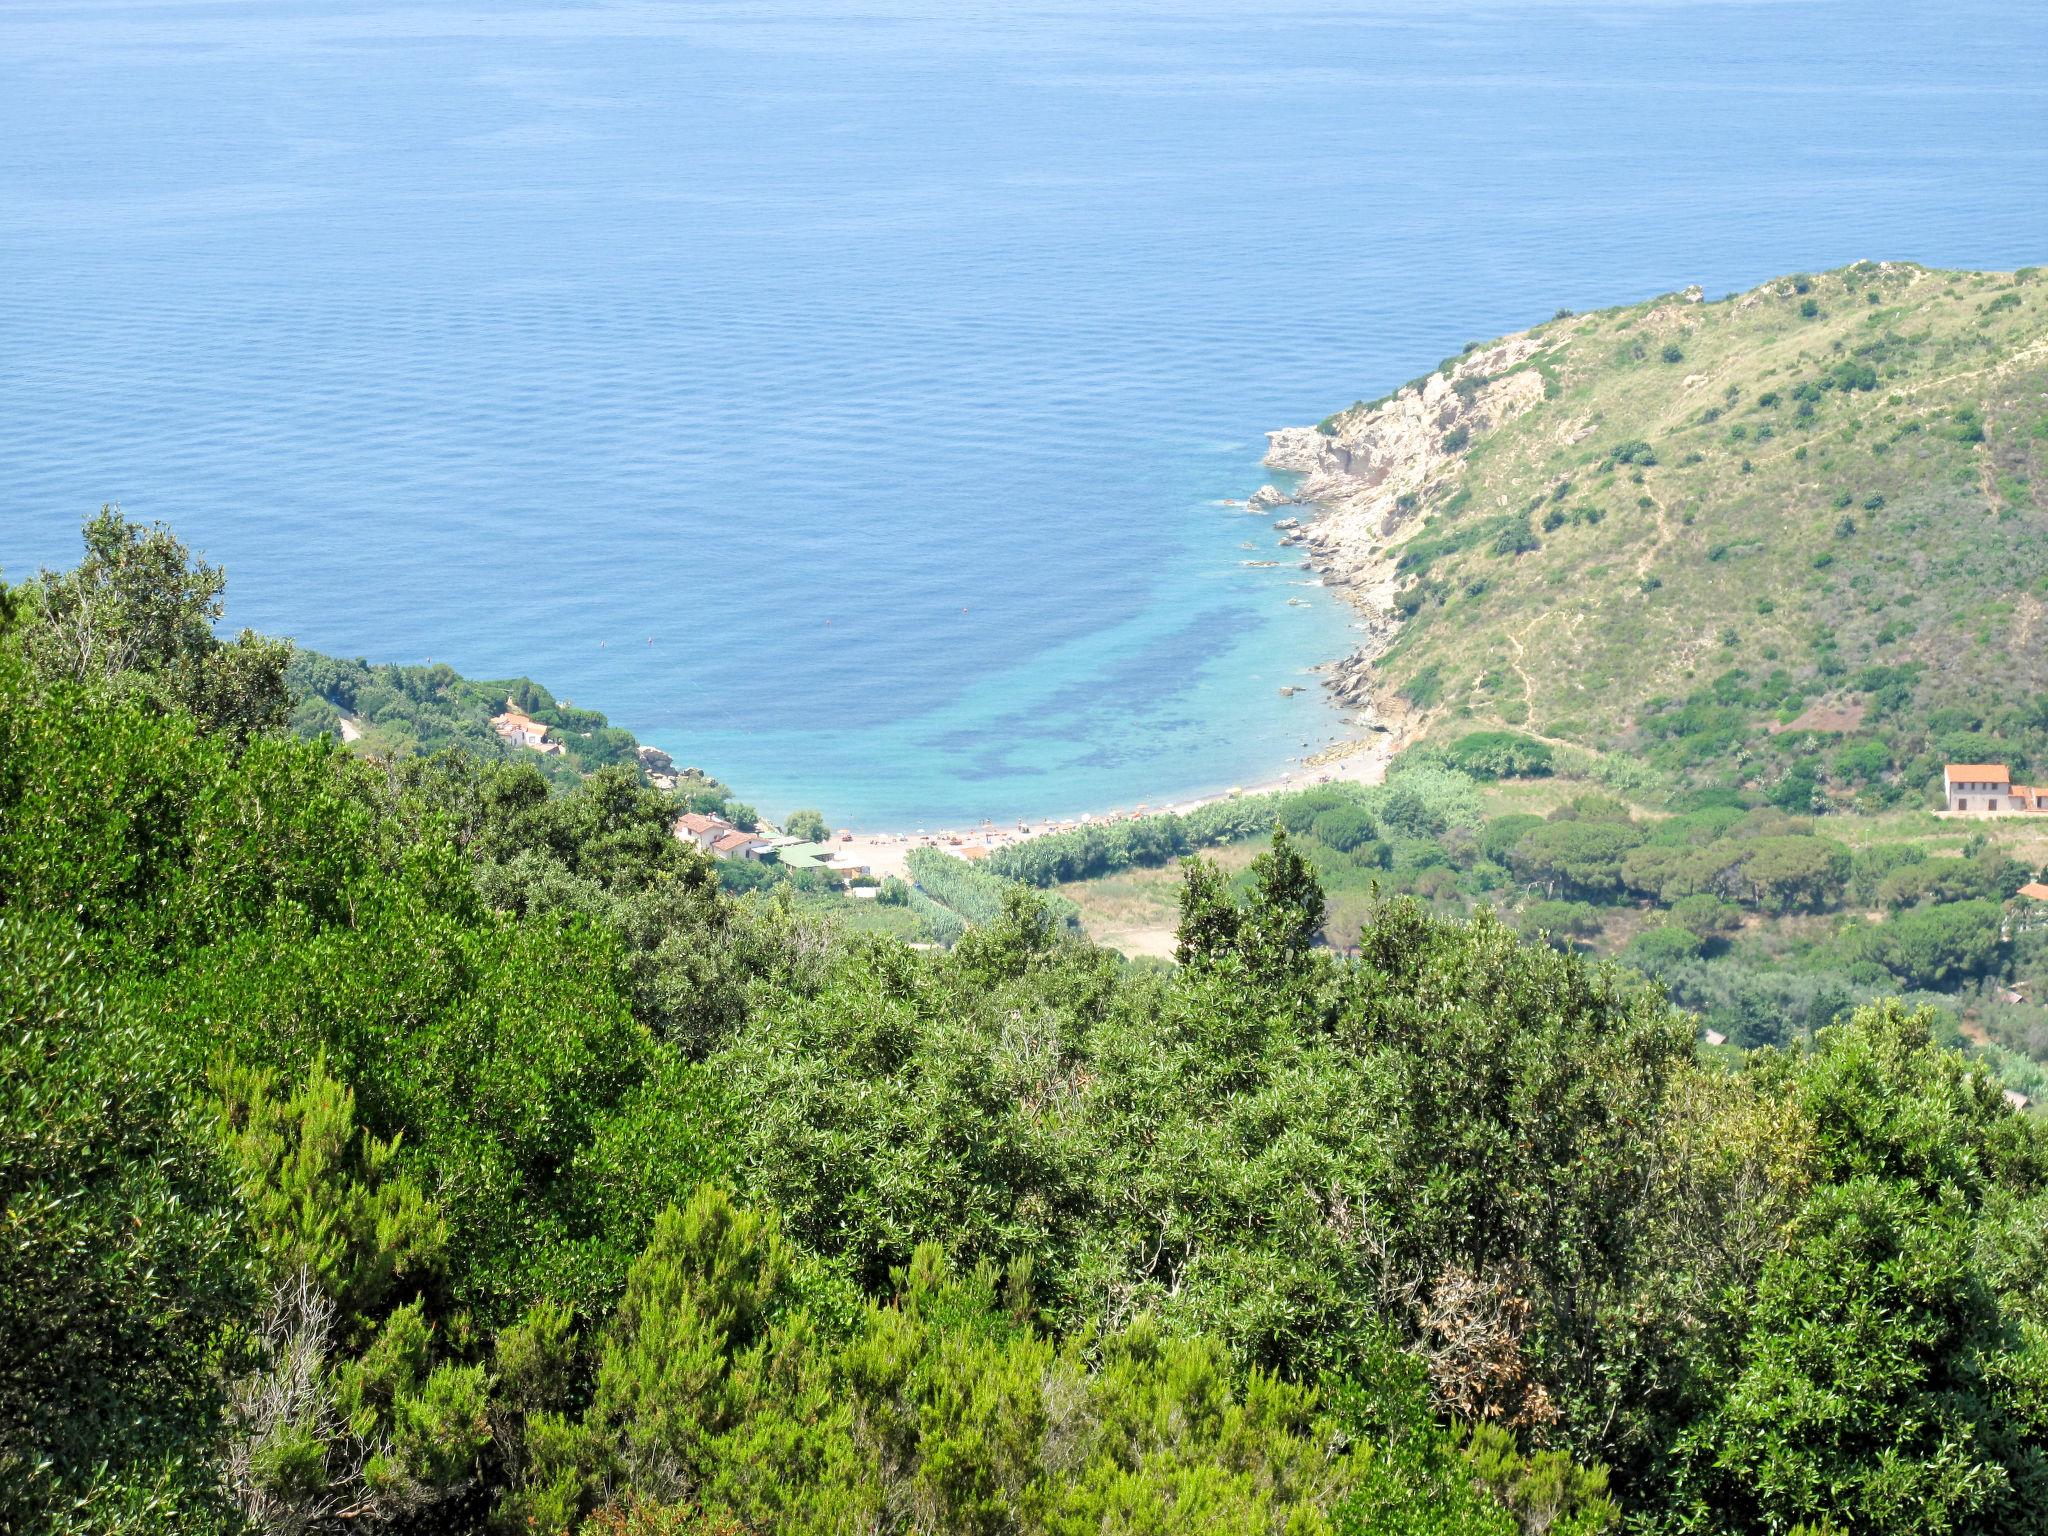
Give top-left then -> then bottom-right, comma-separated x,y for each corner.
491,704 -> 564,755
673,811 -> 733,853
712,828 -> 770,861
1943,764 -> 2047,814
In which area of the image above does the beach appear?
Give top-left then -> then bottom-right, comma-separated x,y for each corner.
835,719 -> 1400,880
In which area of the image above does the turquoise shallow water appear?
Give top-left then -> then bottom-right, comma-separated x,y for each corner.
3,2 -> 2045,825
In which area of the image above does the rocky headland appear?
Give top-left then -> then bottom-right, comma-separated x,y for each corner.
1252,330 -> 1552,742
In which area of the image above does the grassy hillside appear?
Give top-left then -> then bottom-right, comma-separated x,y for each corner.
1311,262 -> 2048,805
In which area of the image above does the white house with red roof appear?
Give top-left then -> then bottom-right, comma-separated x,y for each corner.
1944,764 -> 2046,814
711,828 -> 770,861
673,811 -> 733,852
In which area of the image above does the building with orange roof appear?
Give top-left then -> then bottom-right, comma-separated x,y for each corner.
491,708 -> 566,755
1944,764 -> 2047,814
673,811 -> 733,852
711,828 -> 769,861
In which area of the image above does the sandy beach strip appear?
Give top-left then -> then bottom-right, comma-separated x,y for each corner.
833,731 -> 1397,881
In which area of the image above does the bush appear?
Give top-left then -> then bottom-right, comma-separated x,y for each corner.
1443,731 -> 1556,781
1309,806 -> 1380,853
783,808 -> 827,841
1516,899 -> 1604,942
1827,360 -> 1879,392
1627,924 -> 1703,968
1493,516 -> 1540,556
1832,739 -> 1891,784
1281,786 -> 1358,834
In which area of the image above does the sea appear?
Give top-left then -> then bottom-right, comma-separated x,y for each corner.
4,1 -> 2044,826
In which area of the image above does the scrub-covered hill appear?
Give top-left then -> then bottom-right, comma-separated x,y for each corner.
1268,262 -> 2048,807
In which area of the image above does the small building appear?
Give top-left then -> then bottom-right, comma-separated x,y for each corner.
1944,764 -> 2048,813
491,706 -> 563,755
711,829 -> 770,861
2004,1089 -> 2031,1113
775,842 -> 838,872
2018,882 -> 2048,904
673,812 -> 733,853
1702,1029 -> 1728,1048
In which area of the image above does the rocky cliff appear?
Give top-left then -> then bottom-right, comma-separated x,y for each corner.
1256,332 -> 1551,725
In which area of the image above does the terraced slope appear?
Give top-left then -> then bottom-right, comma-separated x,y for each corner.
1269,262 -> 2048,804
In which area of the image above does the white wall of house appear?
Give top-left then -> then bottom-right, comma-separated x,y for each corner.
1947,777 -> 2009,812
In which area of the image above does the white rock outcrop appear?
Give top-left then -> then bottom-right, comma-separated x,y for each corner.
1262,331 -> 1552,723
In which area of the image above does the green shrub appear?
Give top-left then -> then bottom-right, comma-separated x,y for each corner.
1516,899 -> 1604,941
1493,516 -> 1540,556
1627,924 -> 1703,967
1442,731 -> 1556,780
1309,806 -> 1380,853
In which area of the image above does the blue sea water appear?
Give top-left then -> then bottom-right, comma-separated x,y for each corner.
3,2 -> 2044,826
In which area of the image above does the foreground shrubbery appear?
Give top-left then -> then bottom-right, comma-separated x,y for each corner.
4,517 -> 2048,1536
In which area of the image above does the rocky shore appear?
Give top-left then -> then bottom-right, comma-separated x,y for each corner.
1248,330 -> 1552,750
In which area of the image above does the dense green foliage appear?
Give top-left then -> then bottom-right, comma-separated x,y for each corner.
906,845 -> 1081,931
16,503 -> 293,745
984,766 -> 1477,889
5,523 -> 2048,1536
1053,750 -> 2048,1100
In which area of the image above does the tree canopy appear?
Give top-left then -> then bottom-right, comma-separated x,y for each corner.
4,515 -> 2047,1536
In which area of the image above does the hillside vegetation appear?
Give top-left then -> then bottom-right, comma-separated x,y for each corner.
1284,262 -> 2048,805
288,649 -> 651,785
1019,752 -> 2048,1102
6,518 -> 2048,1536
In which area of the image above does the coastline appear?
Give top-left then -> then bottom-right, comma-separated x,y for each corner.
835,727 -> 1398,881
830,365 -> 1502,873
825,325 -> 1575,867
